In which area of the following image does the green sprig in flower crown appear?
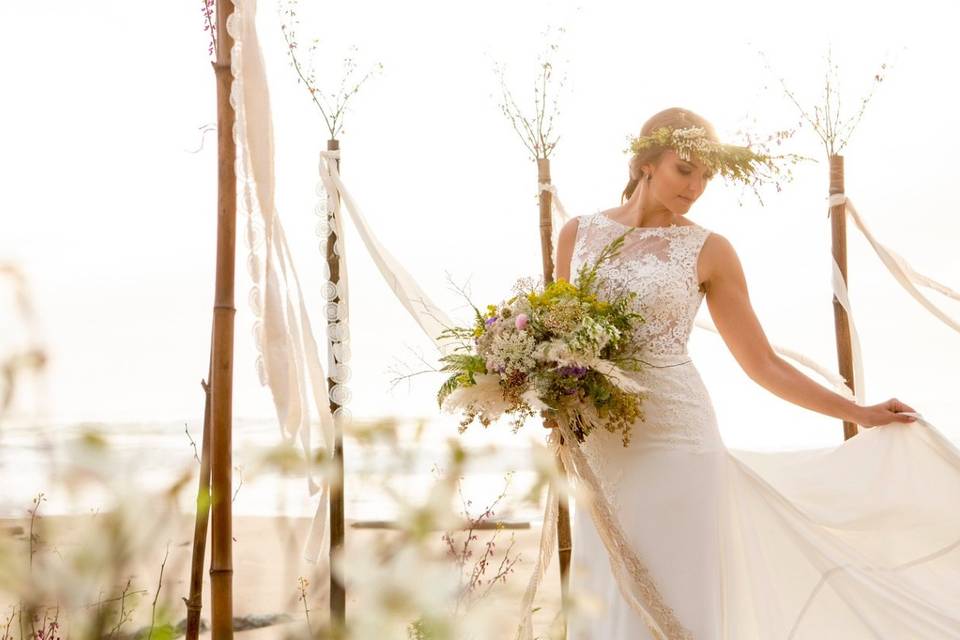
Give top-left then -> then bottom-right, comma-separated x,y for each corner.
623,125 -> 807,203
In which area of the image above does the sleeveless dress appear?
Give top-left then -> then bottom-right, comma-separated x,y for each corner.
565,211 -> 960,639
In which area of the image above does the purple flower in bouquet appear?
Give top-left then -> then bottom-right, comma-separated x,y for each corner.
558,365 -> 589,378
485,316 -> 498,328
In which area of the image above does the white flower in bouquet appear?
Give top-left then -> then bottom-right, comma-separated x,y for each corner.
484,328 -> 537,376
568,315 -> 622,360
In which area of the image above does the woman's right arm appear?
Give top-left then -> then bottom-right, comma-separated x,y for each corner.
554,217 -> 581,283
701,233 -> 917,427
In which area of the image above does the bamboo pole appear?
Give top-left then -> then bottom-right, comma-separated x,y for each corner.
210,1 -> 238,637
537,158 -> 572,622
325,138 -> 347,626
184,350 -> 213,640
828,154 -> 858,441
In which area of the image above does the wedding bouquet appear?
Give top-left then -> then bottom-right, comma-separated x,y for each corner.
437,230 -> 648,446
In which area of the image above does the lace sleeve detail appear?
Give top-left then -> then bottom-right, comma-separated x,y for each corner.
570,213 -> 619,280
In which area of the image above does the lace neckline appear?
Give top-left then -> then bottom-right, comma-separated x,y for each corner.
596,210 -> 699,232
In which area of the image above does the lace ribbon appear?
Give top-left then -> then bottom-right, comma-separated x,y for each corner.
317,150 -> 458,352
516,397 -> 694,640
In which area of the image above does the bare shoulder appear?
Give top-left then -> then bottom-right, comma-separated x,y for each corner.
555,216 -> 583,253
559,216 -> 581,238
700,230 -> 736,258
697,231 -> 743,292
555,216 -> 584,282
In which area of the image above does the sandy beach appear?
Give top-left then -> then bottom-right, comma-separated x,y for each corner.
1,513 -> 561,638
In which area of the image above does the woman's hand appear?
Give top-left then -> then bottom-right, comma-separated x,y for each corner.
854,398 -> 919,428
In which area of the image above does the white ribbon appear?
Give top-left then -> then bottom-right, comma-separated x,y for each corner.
829,193 -> 960,335
319,150 -> 458,353
827,224 -> 866,408
823,195 -> 871,415
227,0 -> 335,562
821,192 -> 960,429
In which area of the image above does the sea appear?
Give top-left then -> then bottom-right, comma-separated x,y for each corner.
0,416 -> 544,524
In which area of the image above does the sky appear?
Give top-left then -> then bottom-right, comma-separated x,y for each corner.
1,0 -> 959,450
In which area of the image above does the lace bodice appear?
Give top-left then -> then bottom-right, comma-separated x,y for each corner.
570,210 -> 713,357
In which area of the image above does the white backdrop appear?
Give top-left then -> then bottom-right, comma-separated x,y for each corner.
2,0 -> 958,451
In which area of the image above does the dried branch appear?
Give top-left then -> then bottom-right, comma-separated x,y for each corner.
296,576 -> 313,636
184,422 -> 200,464
106,578 -> 136,639
493,25 -> 570,162
185,123 -> 217,154
759,43 -> 894,157
439,472 -> 521,615
232,465 -> 244,503
278,0 -> 383,138
28,493 -> 45,572
146,544 -> 170,640
201,0 -> 217,59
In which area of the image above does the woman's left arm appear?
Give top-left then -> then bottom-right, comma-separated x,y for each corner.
699,233 -> 917,427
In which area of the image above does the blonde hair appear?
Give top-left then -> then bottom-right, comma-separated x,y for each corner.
621,107 -> 720,204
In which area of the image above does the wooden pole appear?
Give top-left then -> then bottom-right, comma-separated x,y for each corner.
184,349 -> 213,640
325,138 -> 347,627
538,159 -> 556,284
210,1 -> 238,637
537,158 -> 572,623
829,154 -> 858,441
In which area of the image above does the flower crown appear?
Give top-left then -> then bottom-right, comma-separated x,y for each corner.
623,125 -> 791,187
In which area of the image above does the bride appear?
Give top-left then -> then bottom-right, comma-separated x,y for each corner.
543,107 -> 960,639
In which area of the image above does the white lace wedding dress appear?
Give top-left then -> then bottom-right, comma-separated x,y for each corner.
565,210 -> 960,639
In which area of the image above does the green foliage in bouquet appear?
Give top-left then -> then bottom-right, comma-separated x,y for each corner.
437,229 -> 648,446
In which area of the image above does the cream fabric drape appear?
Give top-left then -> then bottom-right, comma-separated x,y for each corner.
317,150 -> 458,351
227,0 -> 336,565
228,0 -> 458,562
828,193 -> 960,335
